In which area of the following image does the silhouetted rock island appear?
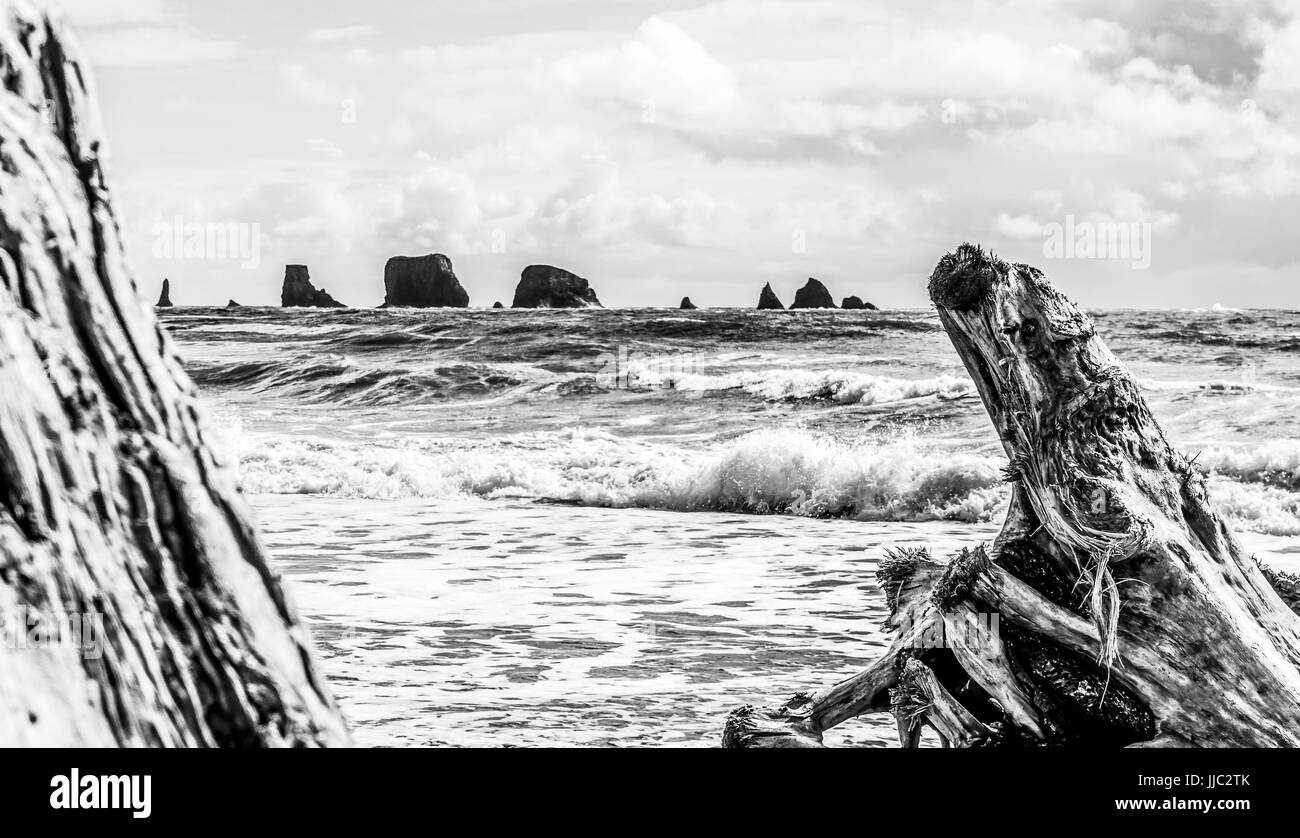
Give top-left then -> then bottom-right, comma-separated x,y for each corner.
156,278 -> 172,308
680,297 -> 697,309
281,265 -> 344,307
511,265 -> 601,308
492,301 -> 504,309
791,278 -> 836,309
382,254 -> 469,308
841,296 -> 878,311
757,282 -> 784,310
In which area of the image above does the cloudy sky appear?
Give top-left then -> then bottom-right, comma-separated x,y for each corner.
56,0 -> 1300,307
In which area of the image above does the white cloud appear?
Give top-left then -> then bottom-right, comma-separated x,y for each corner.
54,0 -> 243,66
1258,17 -> 1300,92
552,17 -> 740,120
89,0 -> 1300,307
995,214 -> 1046,240
773,101 -> 927,137
280,62 -> 351,103
55,0 -> 172,28
308,138 -> 345,158
75,25 -> 242,66
306,25 -> 378,44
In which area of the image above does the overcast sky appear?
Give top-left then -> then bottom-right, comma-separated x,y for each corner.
55,0 -> 1300,308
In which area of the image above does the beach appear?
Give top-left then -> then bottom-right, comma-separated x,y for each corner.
160,305 -> 1300,745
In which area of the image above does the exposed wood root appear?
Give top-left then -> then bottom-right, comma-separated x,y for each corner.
724,243 -> 1300,748
893,659 -> 993,748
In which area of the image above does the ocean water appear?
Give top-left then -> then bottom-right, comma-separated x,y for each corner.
160,305 -> 1300,746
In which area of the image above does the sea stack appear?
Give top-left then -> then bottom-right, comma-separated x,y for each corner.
757,282 -> 784,310
492,301 -> 504,309
382,254 -> 469,308
226,299 -> 242,308
841,296 -> 878,310
281,265 -> 345,307
680,297 -> 698,309
791,278 -> 836,309
156,278 -> 173,307
511,265 -> 602,308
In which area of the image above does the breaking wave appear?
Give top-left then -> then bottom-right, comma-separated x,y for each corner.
232,428 -> 1007,523
1196,440 -> 1300,490
189,353 -> 974,408
190,355 -> 527,406
640,367 -> 974,405
225,427 -> 1300,536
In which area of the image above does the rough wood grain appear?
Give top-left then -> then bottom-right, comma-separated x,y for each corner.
0,0 -> 349,746
724,244 -> 1300,748
893,658 -> 991,748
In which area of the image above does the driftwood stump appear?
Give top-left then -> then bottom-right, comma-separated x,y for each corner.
724,243 -> 1300,748
0,1 -> 349,745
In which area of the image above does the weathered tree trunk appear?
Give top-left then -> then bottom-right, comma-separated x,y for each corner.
0,1 -> 349,746
724,243 -> 1300,748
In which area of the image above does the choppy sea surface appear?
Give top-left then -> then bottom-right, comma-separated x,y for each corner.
160,305 -> 1300,746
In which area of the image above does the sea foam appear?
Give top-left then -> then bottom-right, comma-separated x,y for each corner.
229,427 -> 1300,536
233,428 -> 1007,523
642,367 -> 974,405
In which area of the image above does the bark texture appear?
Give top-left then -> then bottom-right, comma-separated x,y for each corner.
724,243 -> 1300,748
0,0 -> 350,746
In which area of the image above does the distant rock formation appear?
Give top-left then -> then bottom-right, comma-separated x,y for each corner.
757,282 -> 784,310
156,278 -> 172,308
382,254 -> 469,308
680,297 -> 698,309
281,265 -> 345,307
226,300 -> 241,308
791,278 -> 836,309
492,301 -> 504,309
841,296 -> 878,310
511,265 -> 602,308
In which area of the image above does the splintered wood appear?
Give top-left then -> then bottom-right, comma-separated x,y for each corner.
725,244 -> 1300,748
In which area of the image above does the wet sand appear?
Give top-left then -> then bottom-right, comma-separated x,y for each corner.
256,494 -> 1300,747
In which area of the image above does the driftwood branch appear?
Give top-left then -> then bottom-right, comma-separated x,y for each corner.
0,1 -> 348,745
894,659 -> 992,748
722,548 -> 944,748
724,243 -> 1300,748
